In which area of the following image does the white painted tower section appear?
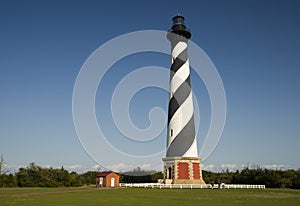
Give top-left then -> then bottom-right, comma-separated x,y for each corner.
166,15 -> 198,158
163,15 -> 205,185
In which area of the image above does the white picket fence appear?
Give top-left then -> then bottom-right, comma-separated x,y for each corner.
119,183 -> 265,189
223,184 -> 265,189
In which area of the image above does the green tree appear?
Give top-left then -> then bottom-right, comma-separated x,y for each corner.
151,172 -> 163,182
80,171 -> 99,185
0,174 -> 17,187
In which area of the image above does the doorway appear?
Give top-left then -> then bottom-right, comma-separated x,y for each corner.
111,177 -> 115,187
168,167 -> 172,179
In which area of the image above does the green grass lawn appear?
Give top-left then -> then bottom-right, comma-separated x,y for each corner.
0,187 -> 299,206
0,186 -> 93,195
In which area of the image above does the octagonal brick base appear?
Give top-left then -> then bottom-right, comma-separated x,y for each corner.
162,157 -> 205,185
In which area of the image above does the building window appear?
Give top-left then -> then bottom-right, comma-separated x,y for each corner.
170,129 -> 173,137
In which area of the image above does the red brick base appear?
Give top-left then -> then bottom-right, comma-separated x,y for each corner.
163,157 -> 205,184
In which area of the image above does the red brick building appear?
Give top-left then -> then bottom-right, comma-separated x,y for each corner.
96,171 -> 119,187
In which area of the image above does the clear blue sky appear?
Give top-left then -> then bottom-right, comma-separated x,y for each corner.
1,0 -> 299,173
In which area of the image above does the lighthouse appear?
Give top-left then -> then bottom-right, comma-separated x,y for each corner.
163,15 -> 205,184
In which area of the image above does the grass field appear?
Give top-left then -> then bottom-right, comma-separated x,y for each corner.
0,187 -> 299,206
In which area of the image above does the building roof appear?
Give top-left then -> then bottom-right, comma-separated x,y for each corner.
96,171 -> 118,177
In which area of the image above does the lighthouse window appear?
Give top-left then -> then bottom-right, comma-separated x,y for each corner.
171,129 -> 173,137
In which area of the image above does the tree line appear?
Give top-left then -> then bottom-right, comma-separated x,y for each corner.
0,163 -> 299,189
0,163 -> 98,187
0,163 -> 163,188
120,166 -> 163,183
203,167 -> 300,189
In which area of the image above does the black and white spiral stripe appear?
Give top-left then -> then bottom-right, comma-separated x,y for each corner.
166,39 -> 198,158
